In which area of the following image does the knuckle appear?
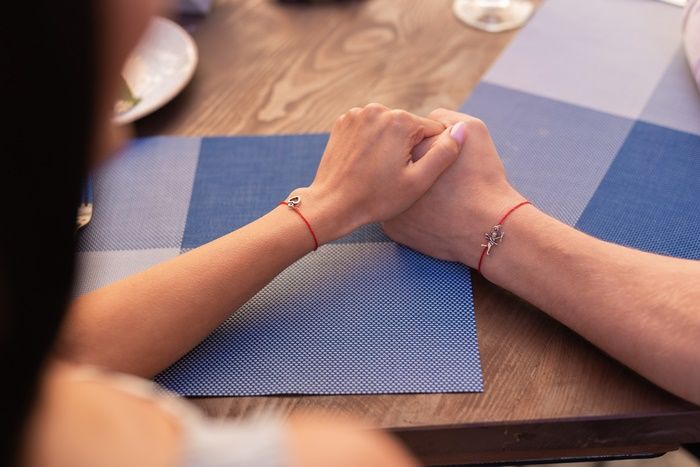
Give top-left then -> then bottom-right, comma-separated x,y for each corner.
428,107 -> 454,122
385,109 -> 413,129
428,107 -> 449,119
464,117 -> 487,134
363,102 -> 388,116
334,114 -> 348,127
336,107 -> 361,125
389,108 -> 409,122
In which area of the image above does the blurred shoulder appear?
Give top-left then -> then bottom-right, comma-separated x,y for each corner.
24,361 -> 181,467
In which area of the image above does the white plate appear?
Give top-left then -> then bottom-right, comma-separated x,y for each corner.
114,17 -> 198,125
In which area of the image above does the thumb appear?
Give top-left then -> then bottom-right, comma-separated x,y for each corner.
408,121 -> 465,191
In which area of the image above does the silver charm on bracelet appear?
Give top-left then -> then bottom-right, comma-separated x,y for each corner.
481,225 -> 504,256
285,195 -> 301,208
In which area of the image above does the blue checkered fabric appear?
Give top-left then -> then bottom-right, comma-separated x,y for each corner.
462,0 -> 700,259
157,243 -> 478,395
76,134 -> 483,396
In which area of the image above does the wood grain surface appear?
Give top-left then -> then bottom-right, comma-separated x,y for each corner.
136,0 -> 700,464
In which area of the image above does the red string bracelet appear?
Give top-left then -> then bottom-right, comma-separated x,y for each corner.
477,200 -> 531,274
280,196 -> 319,251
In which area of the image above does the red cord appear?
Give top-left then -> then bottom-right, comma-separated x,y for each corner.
477,201 -> 531,274
279,202 -> 319,251
476,247 -> 489,274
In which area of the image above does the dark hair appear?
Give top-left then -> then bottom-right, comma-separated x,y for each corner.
1,1 -> 96,465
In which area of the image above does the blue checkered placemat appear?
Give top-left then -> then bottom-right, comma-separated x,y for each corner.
460,0 -> 700,258
76,135 -> 482,396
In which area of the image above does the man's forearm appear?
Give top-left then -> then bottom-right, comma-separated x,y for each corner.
483,206 -> 700,405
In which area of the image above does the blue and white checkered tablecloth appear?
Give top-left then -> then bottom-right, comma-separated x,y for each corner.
75,0 -> 700,397
461,0 -> 699,258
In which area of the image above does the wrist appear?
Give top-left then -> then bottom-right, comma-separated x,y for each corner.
453,188 -> 526,267
476,203 -> 551,286
281,185 -> 363,246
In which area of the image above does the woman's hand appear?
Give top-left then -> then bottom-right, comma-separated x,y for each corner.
383,108 -> 524,268
290,104 -> 466,245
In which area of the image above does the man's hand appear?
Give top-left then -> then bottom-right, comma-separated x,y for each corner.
383,108 -> 523,267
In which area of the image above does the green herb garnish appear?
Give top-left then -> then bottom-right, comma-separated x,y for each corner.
115,75 -> 141,115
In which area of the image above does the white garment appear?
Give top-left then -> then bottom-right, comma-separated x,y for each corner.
72,367 -> 288,467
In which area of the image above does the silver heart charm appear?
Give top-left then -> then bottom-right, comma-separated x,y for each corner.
286,195 -> 301,208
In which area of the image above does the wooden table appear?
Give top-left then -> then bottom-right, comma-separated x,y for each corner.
137,1 -> 700,465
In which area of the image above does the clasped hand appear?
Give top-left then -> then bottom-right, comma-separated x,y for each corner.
297,104 -> 522,269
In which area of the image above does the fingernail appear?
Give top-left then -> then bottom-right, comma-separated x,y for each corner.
450,121 -> 466,145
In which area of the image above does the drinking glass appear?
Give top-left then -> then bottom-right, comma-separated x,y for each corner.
453,0 -> 535,33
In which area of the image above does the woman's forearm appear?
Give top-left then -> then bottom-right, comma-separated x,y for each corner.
483,206 -> 700,404
58,199 -> 342,377
57,105 -> 464,378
